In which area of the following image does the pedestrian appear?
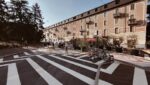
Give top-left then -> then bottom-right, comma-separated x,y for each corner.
65,42 -> 69,54
52,42 -> 55,49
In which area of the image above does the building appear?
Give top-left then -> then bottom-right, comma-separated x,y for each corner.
45,0 -> 149,48
43,29 -> 61,44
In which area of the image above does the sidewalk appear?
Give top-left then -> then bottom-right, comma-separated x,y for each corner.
34,47 -> 150,68
111,52 -> 150,68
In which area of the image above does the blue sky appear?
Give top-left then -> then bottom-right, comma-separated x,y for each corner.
5,0 -> 112,27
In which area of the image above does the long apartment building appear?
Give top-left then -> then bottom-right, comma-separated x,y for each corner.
45,0 -> 149,48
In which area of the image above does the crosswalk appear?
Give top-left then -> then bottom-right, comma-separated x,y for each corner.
0,51 -> 149,85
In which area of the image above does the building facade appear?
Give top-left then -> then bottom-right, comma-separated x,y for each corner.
45,0 -> 148,48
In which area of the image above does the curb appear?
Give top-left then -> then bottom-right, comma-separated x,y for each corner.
114,58 -> 150,71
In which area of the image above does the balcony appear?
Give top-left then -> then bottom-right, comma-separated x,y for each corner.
63,27 -> 68,30
113,12 -> 128,18
80,29 -> 86,33
128,18 -> 146,26
66,31 -> 71,35
86,21 -> 94,25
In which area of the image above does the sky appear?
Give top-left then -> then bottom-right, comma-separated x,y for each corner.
5,0 -> 112,27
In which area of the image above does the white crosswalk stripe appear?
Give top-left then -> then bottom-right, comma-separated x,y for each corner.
13,55 -> 19,59
133,67 -> 148,85
24,52 -> 30,55
26,58 -> 63,85
100,62 -> 120,74
95,60 -> 105,65
76,55 -> 88,59
53,54 -> 119,74
63,54 -> 93,63
0,58 -> 3,63
37,55 -> 112,85
50,55 -> 97,72
7,63 -> 21,85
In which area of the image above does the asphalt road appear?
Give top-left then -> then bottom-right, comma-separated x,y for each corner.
0,49 -> 149,85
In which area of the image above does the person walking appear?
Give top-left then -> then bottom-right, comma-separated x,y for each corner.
65,42 -> 69,54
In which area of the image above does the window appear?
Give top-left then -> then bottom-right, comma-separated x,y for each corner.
115,0 -> 120,4
115,18 -> 118,24
130,15 -> 134,19
87,25 -> 89,28
104,12 -> 106,17
95,8 -> 98,12
104,29 -> 106,36
97,30 -> 99,35
88,11 -> 90,14
130,26 -> 134,32
131,4 -> 135,10
115,28 -> 119,34
104,5 -> 108,9
81,14 -> 83,17
73,16 -> 76,20
95,23 -> 97,27
115,8 -> 119,13
81,32 -> 83,35
87,31 -> 89,35
104,20 -> 106,25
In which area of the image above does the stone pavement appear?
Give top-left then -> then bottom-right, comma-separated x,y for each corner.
0,47 -> 150,85
36,47 -> 150,68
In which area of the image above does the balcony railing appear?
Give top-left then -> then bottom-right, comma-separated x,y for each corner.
86,21 -> 94,25
113,12 -> 128,18
63,27 -> 68,30
128,18 -> 146,26
80,29 -> 86,33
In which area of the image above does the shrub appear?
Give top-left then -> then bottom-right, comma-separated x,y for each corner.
127,35 -> 137,48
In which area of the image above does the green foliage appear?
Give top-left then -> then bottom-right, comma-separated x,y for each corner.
127,35 -> 137,48
0,0 -> 44,44
113,36 -> 124,47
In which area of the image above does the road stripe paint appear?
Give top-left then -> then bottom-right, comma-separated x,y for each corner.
76,55 -> 88,59
0,64 -> 10,67
37,55 -> 112,85
0,58 -> 3,63
100,62 -> 120,74
31,50 -> 36,53
95,60 -> 105,65
13,55 -> 19,59
63,54 -> 93,63
7,63 -> 21,85
24,52 -> 30,55
133,67 -> 148,85
50,55 -> 97,72
26,58 -> 62,85
37,55 -> 95,85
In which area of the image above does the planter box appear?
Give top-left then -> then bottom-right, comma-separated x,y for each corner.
130,49 -> 140,56
115,47 -> 123,53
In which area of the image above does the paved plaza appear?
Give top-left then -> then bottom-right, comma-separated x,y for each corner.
0,48 -> 150,85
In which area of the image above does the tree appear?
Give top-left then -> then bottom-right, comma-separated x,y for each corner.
0,0 -> 8,23
10,0 -> 29,23
32,3 -> 44,29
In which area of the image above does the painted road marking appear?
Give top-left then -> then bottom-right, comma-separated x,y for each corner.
24,52 -> 30,55
100,62 -> 120,74
26,58 -> 62,85
7,63 -> 21,85
0,58 -> 3,63
13,55 -> 19,59
37,55 -> 112,85
133,67 -> 148,85
50,55 -> 97,72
